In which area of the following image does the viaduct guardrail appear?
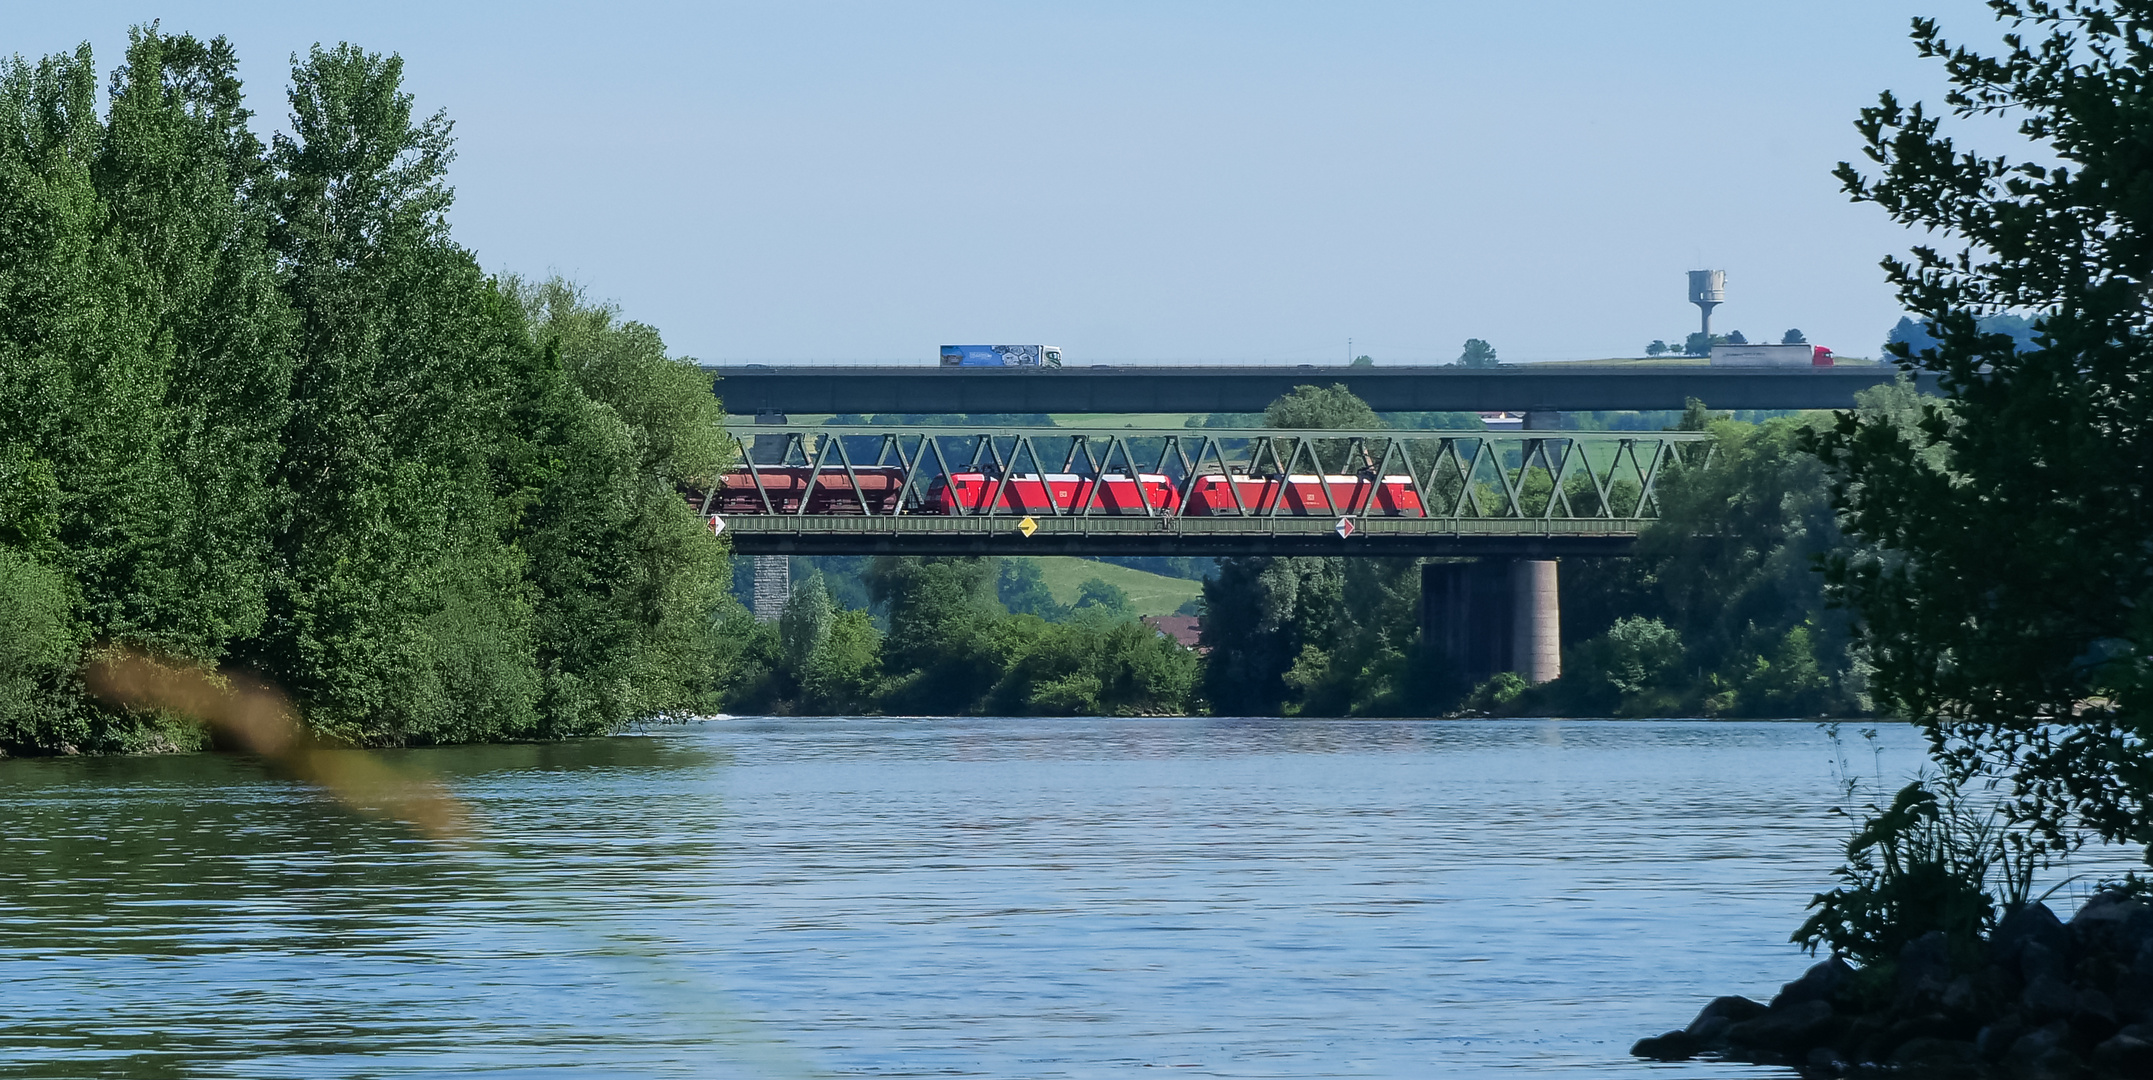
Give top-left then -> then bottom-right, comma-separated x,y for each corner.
705,363 -> 1936,416
693,425 -> 1715,557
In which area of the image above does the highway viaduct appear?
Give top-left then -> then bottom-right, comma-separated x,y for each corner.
706,362 -> 1937,416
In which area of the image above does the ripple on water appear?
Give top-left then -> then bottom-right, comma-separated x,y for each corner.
0,718 -> 2135,1078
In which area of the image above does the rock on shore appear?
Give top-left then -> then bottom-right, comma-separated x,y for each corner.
1633,891 -> 2153,1076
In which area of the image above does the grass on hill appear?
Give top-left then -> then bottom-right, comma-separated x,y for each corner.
1019,557 -> 1203,618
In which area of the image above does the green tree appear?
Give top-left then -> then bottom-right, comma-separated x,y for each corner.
1073,577 -> 1132,616
1684,332 -> 1714,356
1782,328 -> 1808,344
1457,338 -> 1498,367
1817,0 -> 2153,852
866,555 -> 1004,713
507,276 -> 730,732
1350,354 -> 1374,367
1646,339 -> 1669,357
256,42 -> 550,745
996,558 -> 1065,620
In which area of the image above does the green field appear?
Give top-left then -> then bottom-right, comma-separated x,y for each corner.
1018,557 -> 1204,617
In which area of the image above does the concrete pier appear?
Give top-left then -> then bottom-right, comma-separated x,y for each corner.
1422,557 -> 1562,685
1509,559 -> 1561,684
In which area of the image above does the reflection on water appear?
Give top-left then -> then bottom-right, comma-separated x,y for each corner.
1,718 -> 2129,1078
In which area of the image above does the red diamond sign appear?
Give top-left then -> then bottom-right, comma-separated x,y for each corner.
1335,516 -> 1355,539
706,514 -> 725,536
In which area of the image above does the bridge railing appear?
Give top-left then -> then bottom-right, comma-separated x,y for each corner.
693,426 -> 1716,523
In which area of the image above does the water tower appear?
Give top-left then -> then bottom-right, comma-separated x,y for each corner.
1688,269 -> 1725,337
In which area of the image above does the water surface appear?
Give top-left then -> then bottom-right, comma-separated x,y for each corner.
2,717 -> 2109,1078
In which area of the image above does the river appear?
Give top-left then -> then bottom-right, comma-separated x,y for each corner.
0,718 -> 2128,1078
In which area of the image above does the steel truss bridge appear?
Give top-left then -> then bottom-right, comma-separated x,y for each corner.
696,425 -> 1714,557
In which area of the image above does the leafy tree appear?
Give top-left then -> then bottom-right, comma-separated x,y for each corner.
1684,332 -> 1715,356
1073,577 -> 1132,616
1647,340 -> 1669,357
866,555 -> 1004,713
1203,384 -> 1436,716
1457,338 -> 1498,368
507,276 -> 729,732
1725,330 -> 1749,345
1263,383 -> 1380,430
1782,328 -> 1808,344
1817,0 -> 2153,853
1350,354 -> 1374,367
996,558 -> 1065,620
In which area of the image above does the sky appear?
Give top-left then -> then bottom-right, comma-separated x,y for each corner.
10,1 -> 2019,364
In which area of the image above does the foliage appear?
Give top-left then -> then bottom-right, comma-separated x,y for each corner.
1525,396 -> 1896,719
1817,0 -> 2153,855
1073,577 -> 1132,616
1646,339 -> 1670,357
1457,338 -> 1498,368
997,559 -> 1066,620
1684,332 -> 1715,357
1795,779 -> 2035,968
0,32 -> 727,754
725,556 -> 1195,716
1351,354 -> 1374,367
1883,312 -> 2037,357
1783,329 -> 1808,344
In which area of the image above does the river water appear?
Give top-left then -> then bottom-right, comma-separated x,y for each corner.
0,717 -> 2131,1079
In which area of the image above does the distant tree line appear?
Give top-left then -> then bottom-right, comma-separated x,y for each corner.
0,30 -> 729,755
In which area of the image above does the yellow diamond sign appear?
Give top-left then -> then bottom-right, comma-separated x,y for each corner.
1017,516 -> 1038,538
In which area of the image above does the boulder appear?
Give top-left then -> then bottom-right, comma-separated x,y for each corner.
2005,1020 -> 2072,1071
2022,971 -> 2078,1020
1894,931 -> 1955,1012
1889,1035 -> 1982,1070
2093,1031 -> 2153,1075
1684,994 -> 1767,1038
1727,998 -> 1836,1055
1629,1029 -> 1701,1062
1975,1015 -> 2026,1062
2020,939 -> 2067,985
1771,956 -> 1853,1009
1994,902 -> 2068,969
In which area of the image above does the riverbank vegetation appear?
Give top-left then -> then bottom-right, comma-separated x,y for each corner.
1634,2 -> 2153,1072
0,30 -> 728,756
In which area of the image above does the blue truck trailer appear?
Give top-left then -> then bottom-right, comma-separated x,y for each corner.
940,344 -> 1063,367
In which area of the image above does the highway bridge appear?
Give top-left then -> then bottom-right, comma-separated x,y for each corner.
707,362 -> 1936,416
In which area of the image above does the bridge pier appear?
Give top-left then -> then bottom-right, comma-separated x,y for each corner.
1422,558 -> 1561,687
751,555 -> 790,620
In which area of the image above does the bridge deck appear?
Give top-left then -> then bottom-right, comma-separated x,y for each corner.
707,363 -> 1933,415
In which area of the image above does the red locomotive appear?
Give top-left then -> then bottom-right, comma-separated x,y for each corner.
929,472 -> 1181,514
1185,474 -> 1424,516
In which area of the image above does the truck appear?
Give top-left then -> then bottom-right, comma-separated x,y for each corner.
1709,343 -> 1834,367
939,344 -> 1064,368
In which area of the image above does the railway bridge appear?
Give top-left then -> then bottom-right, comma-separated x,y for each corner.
699,423 -> 1716,685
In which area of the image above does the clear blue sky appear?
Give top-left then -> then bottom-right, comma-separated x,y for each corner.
13,1 -> 2008,364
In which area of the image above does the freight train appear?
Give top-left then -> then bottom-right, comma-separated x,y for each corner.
705,466 -> 1426,516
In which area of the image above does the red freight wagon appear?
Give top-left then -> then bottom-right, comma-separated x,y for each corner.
1186,474 -> 1425,516
930,472 -> 1181,514
710,466 -> 907,514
